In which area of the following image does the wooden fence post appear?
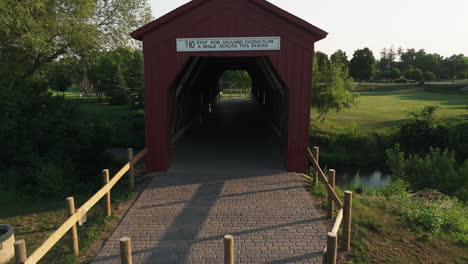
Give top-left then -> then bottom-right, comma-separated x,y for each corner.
14,239 -> 27,264
66,197 -> 79,256
343,191 -> 353,251
326,232 -> 337,264
223,235 -> 234,264
120,237 -> 132,264
127,148 -> 135,191
327,169 -> 336,219
102,169 -> 111,216
313,146 -> 319,187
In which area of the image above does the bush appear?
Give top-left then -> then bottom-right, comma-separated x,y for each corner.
385,144 -> 468,201
375,179 -> 467,240
0,83 -> 112,197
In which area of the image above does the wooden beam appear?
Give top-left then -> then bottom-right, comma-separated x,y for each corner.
24,148 -> 147,264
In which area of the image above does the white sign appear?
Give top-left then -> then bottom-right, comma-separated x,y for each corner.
176,37 -> 280,52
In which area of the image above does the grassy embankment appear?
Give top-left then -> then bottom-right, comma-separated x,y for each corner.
309,83 -> 468,167
308,83 -> 468,263
309,179 -> 467,264
1,92 -> 143,263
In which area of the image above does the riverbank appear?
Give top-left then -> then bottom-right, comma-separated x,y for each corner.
307,177 -> 468,263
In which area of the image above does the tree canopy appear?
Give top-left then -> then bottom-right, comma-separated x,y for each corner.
349,48 -> 376,83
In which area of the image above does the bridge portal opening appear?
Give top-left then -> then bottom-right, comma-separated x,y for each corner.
169,56 -> 288,172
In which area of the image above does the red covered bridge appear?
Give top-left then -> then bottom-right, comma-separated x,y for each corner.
131,0 -> 327,173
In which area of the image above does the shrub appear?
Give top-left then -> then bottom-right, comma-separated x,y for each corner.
385,144 -> 468,201
0,83 -> 112,197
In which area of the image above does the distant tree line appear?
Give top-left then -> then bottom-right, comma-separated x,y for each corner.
316,47 -> 468,83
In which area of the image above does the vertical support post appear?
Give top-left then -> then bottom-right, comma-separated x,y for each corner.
313,146 -> 319,187
66,197 -> 79,256
223,235 -> 234,264
127,148 -> 135,191
14,239 -> 27,264
102,169 -> 111,216
343,191 -> 353,251
327,169 -> 336,219
326,232 -> 337,264
120,237 -> 132,264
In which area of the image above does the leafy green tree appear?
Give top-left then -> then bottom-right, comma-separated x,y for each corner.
349,48 -> 376,83
127,51 -> 145,108
330,50 -> 349,67
424,71 -> 436,81
48,58 -> 77,96
313,62 -> 358,121
313,51 -> 330,83
404,68 -> 423,82
109,66 -> 128,105
413,68 -> 424,82
390,68 -> 401,80
0,0 -> 151,83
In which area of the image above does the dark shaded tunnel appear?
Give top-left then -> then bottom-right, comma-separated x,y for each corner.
169,57 -> 289,173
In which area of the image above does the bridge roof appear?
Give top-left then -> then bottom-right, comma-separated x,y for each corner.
131,0 -> 327,41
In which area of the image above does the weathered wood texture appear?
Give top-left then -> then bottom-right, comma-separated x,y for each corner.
120,237 -> 132,264
14,239 -> 27,264
102,169 -> 111,216
327,169 -> 336,219
308,148 -> 343,209
326,232 -> 337,264
343,191 -> 353,251
66,197 -> 79,256
223,235 -> 234,264
22,148 -> 147,264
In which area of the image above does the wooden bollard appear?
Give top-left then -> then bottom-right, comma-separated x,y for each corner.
313,146 -> 319,187
120,237 -> 132,264
343,191 -> 353,251
103,169 -> 111,216
14,239 -> 27,264
327,169 -> 336,219
66,197 -> 79,256
127,148 -> 135,191
223,235 -> 234,264
326,232 -> 337,264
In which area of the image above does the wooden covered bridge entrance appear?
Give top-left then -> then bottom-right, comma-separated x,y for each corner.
131,0 -> 327,173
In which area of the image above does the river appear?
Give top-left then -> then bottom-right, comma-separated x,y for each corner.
334,168 -> 392,188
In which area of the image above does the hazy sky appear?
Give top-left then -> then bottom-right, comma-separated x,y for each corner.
148,0 -> 468,58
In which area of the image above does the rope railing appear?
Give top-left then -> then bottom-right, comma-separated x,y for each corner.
14,148 -> 148,264
303,146 -> 353,264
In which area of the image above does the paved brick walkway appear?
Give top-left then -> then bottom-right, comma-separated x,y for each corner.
94,100 -> 327,263
93,171 -> 326,264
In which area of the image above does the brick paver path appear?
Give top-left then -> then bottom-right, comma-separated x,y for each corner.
93,172 -> 326,263
93,100 -> 327,263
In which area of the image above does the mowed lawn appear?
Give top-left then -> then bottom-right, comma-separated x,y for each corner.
311,90 -> 468,133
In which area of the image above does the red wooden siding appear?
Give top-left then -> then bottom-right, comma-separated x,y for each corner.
133,0 -> 327,173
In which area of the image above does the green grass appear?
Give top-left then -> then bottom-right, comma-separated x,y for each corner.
306,170 -> 468,263
61,91 -> 145,147
0,179 -> 135,264
311,89 -> 468,133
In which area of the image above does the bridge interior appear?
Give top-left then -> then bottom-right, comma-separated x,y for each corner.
170,56 -> 288,172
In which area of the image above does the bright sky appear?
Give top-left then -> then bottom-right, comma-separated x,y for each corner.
149,0 -> 468,58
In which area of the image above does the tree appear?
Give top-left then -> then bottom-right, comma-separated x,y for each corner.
330,50 -> 349,67
404,68 -> 423,82
109,66 -> 128,105
349,48 -> 376,83
390,68 -> 401,80
127,51 -> 145,108
0,0 -> 151,83
48,59 -> 75,96
313,62 -> 358,121
424,71 -> 436,81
